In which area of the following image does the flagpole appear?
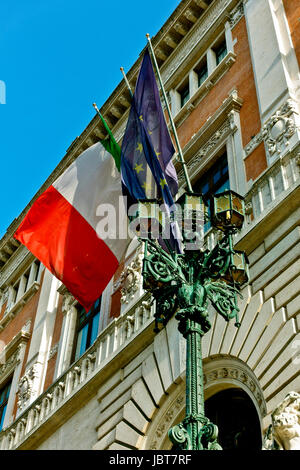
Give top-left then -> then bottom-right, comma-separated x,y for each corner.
92,102 -> 117,142
146,34 -> 193,193
120,67 -> 134,98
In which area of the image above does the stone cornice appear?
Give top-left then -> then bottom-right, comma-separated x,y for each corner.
0,244 -> 33,289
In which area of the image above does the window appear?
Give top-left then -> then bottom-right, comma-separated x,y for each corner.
0,380 -> 11,431
215,39 -> 227,65
179,82 -> 190,108
193,152 -> 229,230
11,281 -> 20,304
195,58 -> 208,87
73,297 -> 101,362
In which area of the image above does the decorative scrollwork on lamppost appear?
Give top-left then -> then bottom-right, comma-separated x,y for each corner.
132,190 -> 249,450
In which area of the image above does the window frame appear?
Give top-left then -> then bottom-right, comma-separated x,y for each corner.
72,297 -> 102,362
193,151 -> 230,231
214,38 -> 228,65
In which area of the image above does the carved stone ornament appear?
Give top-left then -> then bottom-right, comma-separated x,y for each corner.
17,364 -> 41,411
263,391 -> 300,450
177,120 -> 231,185
119,249 -> 144,305
229,1 -> 244,29
262,100 -> 298,157
59,286 -> 77,314
0,346 -> 21,382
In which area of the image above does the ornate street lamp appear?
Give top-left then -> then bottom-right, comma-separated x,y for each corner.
133,189 -> 248,450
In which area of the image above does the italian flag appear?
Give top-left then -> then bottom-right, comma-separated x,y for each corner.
14,127 -> 129,312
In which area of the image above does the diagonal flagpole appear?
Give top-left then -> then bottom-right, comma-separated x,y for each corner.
92,102 -> 121,171
92,102 -> 118,143
120,67 -> 134,98
146,34 -> 193,193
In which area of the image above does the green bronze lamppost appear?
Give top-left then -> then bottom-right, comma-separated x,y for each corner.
132,189 -> 249,450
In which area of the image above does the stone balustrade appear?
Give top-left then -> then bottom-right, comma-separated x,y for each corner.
244,151 -> 300,225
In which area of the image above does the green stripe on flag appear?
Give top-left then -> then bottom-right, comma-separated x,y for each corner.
98,113 -> 121,172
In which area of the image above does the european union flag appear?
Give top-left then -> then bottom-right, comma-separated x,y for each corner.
121,49 -> 178,210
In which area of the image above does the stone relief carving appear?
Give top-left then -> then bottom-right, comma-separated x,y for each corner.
60,288 -> 77,314
119,248 -> 144,305
244,100 -> 299,160
149,392 -> 185,450
203,365 -> 266,416
229,1 -> 244,29
244,132 -> 263,158
17,363 -> 41,411
177,120 -> 232,185
261,100 -> 298,157
0,346 -> 21,382
263,392 -> 300,450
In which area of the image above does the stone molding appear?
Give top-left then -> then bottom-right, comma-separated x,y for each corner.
229,0 -> 244,28
0,322 -> 31,385
160,0 -> 239,88
0,245 -> 33,289
57,284 -> 77,315
261,99 -> 299,158
17,363 -> 42,412
0,282 -> 40,332
119,247 -> 144,306
203,359 -> 267,417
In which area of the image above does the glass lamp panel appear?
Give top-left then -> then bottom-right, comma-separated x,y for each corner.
232,252 -> 244,270
215,193 -> 231,214
231,194 -> 244,214
231,252 -> 248,284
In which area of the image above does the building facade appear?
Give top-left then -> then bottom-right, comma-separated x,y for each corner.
0,0 -> 299,451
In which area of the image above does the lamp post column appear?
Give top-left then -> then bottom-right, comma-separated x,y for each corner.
184,318 -> 206,449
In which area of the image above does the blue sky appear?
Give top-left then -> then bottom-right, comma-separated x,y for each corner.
0,0 -> 180,238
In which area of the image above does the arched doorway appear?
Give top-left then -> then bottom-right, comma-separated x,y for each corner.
205,388 -> 262,450
144,355 -> 266,450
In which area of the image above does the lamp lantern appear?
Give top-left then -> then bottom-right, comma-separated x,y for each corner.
176,192 -> 205,247
221,250 -> 249,286
131,199 -> 161,239
212,190 -> 245,231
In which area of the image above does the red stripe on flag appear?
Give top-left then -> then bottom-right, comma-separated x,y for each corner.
14,185 -> 119,312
